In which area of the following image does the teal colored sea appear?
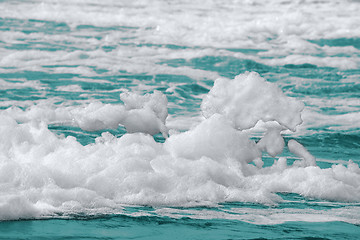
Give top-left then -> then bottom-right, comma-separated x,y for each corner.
0,0 -> 359,239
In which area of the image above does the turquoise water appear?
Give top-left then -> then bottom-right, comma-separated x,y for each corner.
1,197 -> 360,239
1,215 -> 359,240
0,0 -> 360,239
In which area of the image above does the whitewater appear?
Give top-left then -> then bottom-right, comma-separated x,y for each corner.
0,0 -> 359,239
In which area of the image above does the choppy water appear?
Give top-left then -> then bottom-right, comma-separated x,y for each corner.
0,0 -> 360,239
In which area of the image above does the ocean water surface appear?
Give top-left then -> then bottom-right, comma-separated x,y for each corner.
0,0 -> 359,239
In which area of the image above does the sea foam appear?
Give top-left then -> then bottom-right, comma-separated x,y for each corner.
0,72 -> 359,220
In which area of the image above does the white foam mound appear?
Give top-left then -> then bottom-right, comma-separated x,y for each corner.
120,90 -> 168,137
201,72 -> 304,131
0,72 -> 359,221
288,139 -> 316,167
257,125 -> 285,158
165,114 -> 261,164
0,116 -> 359,221
4,90 -> 169,137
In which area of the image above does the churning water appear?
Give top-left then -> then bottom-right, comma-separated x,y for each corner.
0,0 -> 359,239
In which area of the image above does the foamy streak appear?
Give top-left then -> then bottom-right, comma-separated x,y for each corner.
154,206 -> 360,225
1,72 -> 359,221
1,0 -> 359,44
0,0 -> 359,78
